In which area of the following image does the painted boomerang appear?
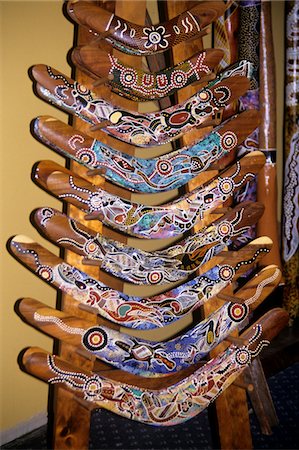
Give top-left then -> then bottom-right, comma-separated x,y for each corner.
33,202 -> 264,285
9,235 -> 272,330
31,61 -> 251,147
33,109 -> 260,193
71,46 -> 224,102
21,308 -> 288,425
67,1 -> 226,56
33,152 -> 265,239
18,266 -> 281,377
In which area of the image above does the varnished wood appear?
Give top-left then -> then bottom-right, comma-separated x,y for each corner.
16,264 -> 281,376
67,0 -> 226,56
257,0 -> 282,272
31,201 -> 264,285
19,308 -> 289,426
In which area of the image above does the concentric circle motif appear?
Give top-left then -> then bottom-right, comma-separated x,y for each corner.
219,177 -> 235,195
156,160 -> 173,176
89,192 -> 103,210
82,327 -> 108,351
76,149 -> 97,167
217,221 -> 233,238
219,265 -> 235,281
228,303 -> 249,323
198,89 -> 212,103
147,271 -> 163,284
171,70 -> 187,88
120,68 -> 137,87
84,377 -> 102,399
75,82 -> 90,96
148,31 -> 162,44
37,265 -> 54,282
84,239 -> 99,256
234,348 -> 251,366
220,131 -> 238,151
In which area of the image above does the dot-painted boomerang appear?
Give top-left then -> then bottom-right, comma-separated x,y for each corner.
18,266 -> 282,376
33,202 -> 264,285
66,0 -> 226,56
31,61 -> 252,147
71,46 -> 224,102
9,235 -> 272,330
20,308 -> 289,426
33,110 -> 259,193
32,152 -> 265,239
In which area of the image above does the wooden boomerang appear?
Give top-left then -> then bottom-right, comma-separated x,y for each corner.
18,266 -> 281,377
9,235 -> 272,330
31,61 -> 251,147
20,308 -> 288,426
66,0 -> 226,56
33,109 -> 260,193
71,46 -> 224,102
32,152 -> 265,239
33,202 -> 264,285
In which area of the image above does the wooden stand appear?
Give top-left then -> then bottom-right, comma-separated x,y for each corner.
40,2 -> 279,449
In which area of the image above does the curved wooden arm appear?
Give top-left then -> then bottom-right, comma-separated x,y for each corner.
66,0 -> 226,56
20,308 -> 288,426
71,46 -> 223,102
32,152 -> 265,239
33,110 -> 260,193
9,235 -> 272,330
31,62 -> 251,147
17,266 -> 281,376
32,202 -> 264,285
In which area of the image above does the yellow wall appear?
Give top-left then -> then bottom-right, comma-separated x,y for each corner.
0,1 -> 73,436
0,0 -> 285,440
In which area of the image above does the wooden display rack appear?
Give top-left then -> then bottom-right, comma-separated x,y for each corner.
18,1 -> 281,448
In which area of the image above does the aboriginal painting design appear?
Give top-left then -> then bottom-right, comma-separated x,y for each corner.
43,158 -> 257,239
282,1 -> 299,320
36,61 -> 251,147
10,239 -> 270,329
34,267 -> 279,376
69,1 -> 223,56
35,116 -> 239,193
107,51 -> 211,101
283,129 -> 299,262
45,324 -> 269,425
233,1 -> 261,244
38,205 -> 252,285
283,1 -> 299,263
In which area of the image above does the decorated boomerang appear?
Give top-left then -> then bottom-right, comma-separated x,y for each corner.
31,61 -> 251,147
33,152 -> 265,239
33,110 -> 260,193
67,0 -> 226,56
20,308 -> 288,426
9,235 -> 272,330
33,202 -> 264,285
18,266 -> 281,377
71,46 -> 224,102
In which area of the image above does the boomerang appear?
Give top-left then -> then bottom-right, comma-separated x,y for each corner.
33,110 -> 259,193
67,0 -> 226,56
31,61 -> 252,147
33,152 -> 265,239
33,202 -> 264,285
18,265 -> 281,376
9,235 -> 272,330
71,46 -> 223,102
20,308 -> 288,425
